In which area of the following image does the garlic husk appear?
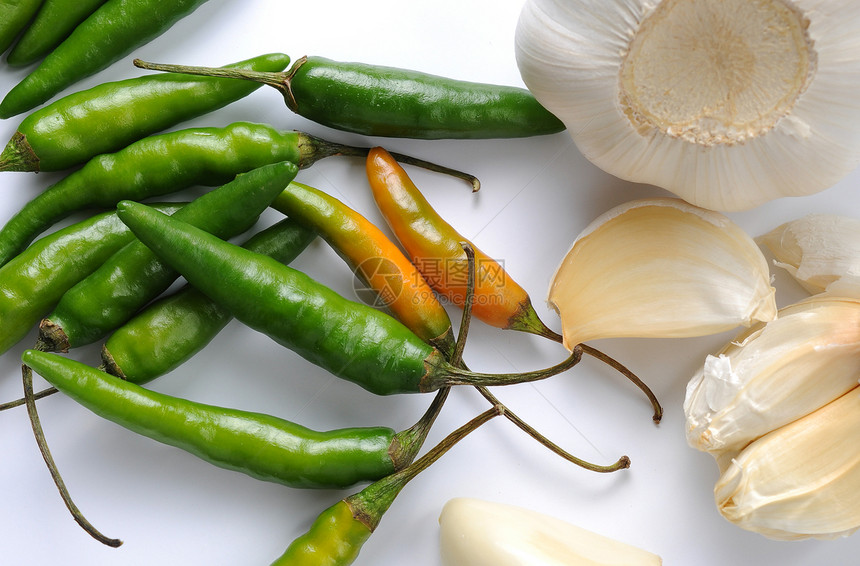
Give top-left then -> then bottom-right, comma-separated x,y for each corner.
547,198 -> 776,349
758,213 -> 860,297
515,0 -> 860,212
438,498 -> 662,565
684,295 -> 860,455
715,385 -> 860,541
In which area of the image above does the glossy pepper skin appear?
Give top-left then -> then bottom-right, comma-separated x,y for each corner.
0,53 -> 292,173
366,147 -> 559,338
271,501 -> 372,565
115,201 -> 583,395
0,122 -> 345,268
0,0 -> 44,55
271,181 -> 456,357
0,0 -> 211,118
0,202 -> 182,356
101,218 -> 316,384
137,54 -> 566,140
21,350 -> 405,489
6,0 -> 108,66
39,161 -> 300,353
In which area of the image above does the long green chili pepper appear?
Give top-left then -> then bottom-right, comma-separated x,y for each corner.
0,0 -> 211,118
116,200 -> 585,396
0,53 -> 292,173
0,202 -> 183,357
0,121 -> 477,269
21,350 -> 447,490
6,0 -> 108,66
0,0 -> 44,55
134,55 -> 566,139
37,160 -> 300,354
100,218 -> 316,383
270,403 -> 503,565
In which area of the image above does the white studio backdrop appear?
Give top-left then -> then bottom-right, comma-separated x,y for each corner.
0,1 -> 858,564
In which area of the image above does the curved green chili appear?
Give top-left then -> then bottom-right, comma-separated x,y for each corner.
0,202 -> 183,356
21,350 -> 446,489
0,121 -> 477,269
6,0 -> 108,66
37,160 -> 299,354
134,55 -> 566,139
0,53 -> 292,173
101,218 -> 316,384
0,0 -> 211,118
271,404 -> 502,565
0,0 -> 44,55
116,200 -> 585,396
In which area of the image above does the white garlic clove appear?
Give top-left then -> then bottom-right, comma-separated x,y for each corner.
515,0 -> 860,211
684,295 -> 860,455
547,198 -> 776,349
758,213 -> 860,297
438,498 -> 662,565
714,385 -> 860,541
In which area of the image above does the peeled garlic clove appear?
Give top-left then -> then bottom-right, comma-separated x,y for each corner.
684,295 -> 860,455
715,386 -> 860,541
548,198 -> 776,349
515,0 -> 860,211
438,498 -> 662,565
758,213 -> 860,296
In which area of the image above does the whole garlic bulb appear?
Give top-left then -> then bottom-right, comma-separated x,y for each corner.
515,0 -> 860,211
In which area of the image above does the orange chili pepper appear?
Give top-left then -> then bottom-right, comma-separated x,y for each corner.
271,181 -> 456,357
365,146 -> 560,341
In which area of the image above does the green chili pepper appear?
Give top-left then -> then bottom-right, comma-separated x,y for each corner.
21,350 -> 447,489
0,0 -> 44,55
37,160 -> 299,354
134,55 -> 567,139
271,404 -> 502,565
0,202 -> 183,356
270,181 -> 457,358
116,200 -> 585,396
0,122 -> 350,268
6,0 -> 108,66
0,0 -> 211,118
101,218 -> 316,384
0,54 -> 292,173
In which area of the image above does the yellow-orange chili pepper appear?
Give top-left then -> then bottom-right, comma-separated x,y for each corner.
365,146 -> 559,340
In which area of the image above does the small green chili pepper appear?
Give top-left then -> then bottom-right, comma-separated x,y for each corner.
0,202 -> 183,356
0,0 -> 44,55
37,160 -> 300,354
116,200 -> 585,396
0,53 -> 292,173
134,55 -> 567,139
21,349 -> 446,489
0,0 -> 211,118
0,122 -> 345,268
101,218 -> 316,384
271,404 -> 502,565
6,0 -> 108,66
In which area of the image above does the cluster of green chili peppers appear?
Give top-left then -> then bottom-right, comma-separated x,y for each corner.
0,17 -> 660,562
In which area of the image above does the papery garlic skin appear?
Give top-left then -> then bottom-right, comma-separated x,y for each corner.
438,498 -> 662,565
515,0 -> 860,211
715,386 -> 860,541
684,295 -> 860,455
548,198 -> 776,349
758,214 -> 860,296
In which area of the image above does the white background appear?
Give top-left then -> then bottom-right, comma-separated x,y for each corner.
0,1 -> 858,564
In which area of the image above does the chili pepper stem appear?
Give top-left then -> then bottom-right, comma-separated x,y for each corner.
36,319 -> 71,353
389,387 -> 450,470
350,404 -> 503,532
579,343 -> 663,424
0,132 -> 39,172
21,363 -> 122,547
